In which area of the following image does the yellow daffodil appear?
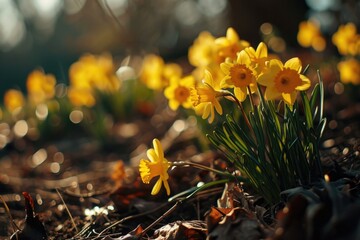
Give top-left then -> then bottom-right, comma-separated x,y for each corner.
140,54 -> 182,91
4,89 -> 25,112
332,23 -> 360,56
68,53 -> 120,106
188,31 -> 217,67
215,27 -> 250,62
220,50 -> 257,102
26,69 -> 56,105
69,53 -> 120,93
337,58 -> 360,85
67,88 -> 96,107
191,70 -> 223,123
257,58 -> 311,106
139,138 -> 171,195
297,20 -> 326,52
164,75 -> 195,111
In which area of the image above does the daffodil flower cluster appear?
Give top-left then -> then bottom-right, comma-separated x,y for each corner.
332,23 -> 360,85
140,27 -> 326,204
140,27 -> 312,123
297,20 -> 360,85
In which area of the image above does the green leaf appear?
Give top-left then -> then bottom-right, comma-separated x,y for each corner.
300,91 -> 313,129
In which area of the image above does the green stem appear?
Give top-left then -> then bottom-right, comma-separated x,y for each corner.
171,161 -> 248,182
247,86 -> 255,112
221,91 -> 253,133
185,179 -> 230,199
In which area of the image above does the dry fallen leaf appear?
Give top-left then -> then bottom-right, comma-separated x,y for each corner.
206,207 -> 265,240
152,220 -> 207,240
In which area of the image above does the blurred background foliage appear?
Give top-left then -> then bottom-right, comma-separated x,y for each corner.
1,0 -> 358,96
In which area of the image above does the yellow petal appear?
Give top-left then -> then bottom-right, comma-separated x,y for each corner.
214,100 -> 223,115
153,138 -> 164,159
226,27 -> 239,42
151,178 -> 163,195
257,59 -> 282,87
208,106 -> 215,123
202,103 -> 211,119
282,91 -> 297,106
169,99 -> 180,110
220,62 -> 232,75
147,149 -> 157,163
163,178 -> 171,195
221,76 -> 233,88
204,69 -> 215,86
182,100 -> 193,109
284,57 -> 302,72
164,85 -> 176,98
295,75 -> 311,91
264,86 -> 281,100
257,42 -> 268,58
237,50 -> 251,65
234,87 -> 247,102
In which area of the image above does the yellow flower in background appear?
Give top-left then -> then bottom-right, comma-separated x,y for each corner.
164,75 -> 195,111
220,50 -> 257,102
139,138 -> 171,195
244,42 -> 272,76
188,31 -> 217,67
297,20 -> 326,52
69,53 -> 120,93
215,27 -> 250,62
26,69 -> 56,105
4,89 -> 25,112
140,54 -> 182,91
67,88 -> 96,107
258,58 -> 311,106
191,70 -> 223,123
68,53 -> 120,107
337,58 -> 360,85
332,23 -> 360,56
191,62 -> 224,89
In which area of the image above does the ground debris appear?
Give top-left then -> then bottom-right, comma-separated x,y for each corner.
101,225 -> 143,240
205,207 -> 266,240
151,220 -> 207,240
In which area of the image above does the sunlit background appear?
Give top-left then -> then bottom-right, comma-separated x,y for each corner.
1,0 -> 350,95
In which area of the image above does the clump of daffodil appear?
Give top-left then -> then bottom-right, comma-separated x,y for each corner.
337,58 -> 360,85
3,89 -> 25,113
257,57 -> 311,106
164,75 -> 195,111
332,23 -> 360,56
297,20 -> 326,52
68,53 -> 120,107
139,37 -> 326,205
188,27 -> 250,86
26,69 -> 56,105
140,54 -> 182,91
139,138 -> 171,195
191,70 -> 224,123
201,41 -> 325,204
